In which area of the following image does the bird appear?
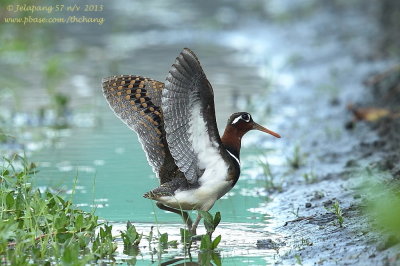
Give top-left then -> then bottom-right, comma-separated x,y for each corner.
102,48 -> 281,234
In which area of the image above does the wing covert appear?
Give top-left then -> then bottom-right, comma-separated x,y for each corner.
102,75 -> 167,178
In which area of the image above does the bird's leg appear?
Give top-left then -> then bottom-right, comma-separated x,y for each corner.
190,212 -> 202,235
156,202 -> 193,229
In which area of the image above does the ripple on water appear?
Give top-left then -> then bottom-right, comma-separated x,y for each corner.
108,222 -> 281,265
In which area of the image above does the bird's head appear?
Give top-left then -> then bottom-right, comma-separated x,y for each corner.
225,112 -> 281,139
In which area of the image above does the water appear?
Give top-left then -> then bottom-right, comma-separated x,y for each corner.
30,36 -> 280,265
31,77 -> 279,264
32,101 -> 275,221
5,0 -> 298,263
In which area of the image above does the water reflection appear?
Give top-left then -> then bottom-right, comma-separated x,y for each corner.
110,222 -> 278,265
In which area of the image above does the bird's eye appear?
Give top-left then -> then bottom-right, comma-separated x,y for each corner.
241,113 -> 250,122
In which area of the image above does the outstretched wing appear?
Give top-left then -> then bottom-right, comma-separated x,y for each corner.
162,48 -> 223,184
102,75 -> 171,181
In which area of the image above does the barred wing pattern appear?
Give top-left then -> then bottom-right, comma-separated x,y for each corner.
102,75 -> 168,180
162,48 -> 222,184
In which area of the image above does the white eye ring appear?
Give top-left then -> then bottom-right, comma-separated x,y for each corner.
241,114 -> 250,122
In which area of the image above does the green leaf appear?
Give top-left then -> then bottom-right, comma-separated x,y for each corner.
200,211 -> 214,233
159,232 -> 168,248
55,213 -> 67,230
15,194 -> 24,209
100,227 -> 106,239
200,235 -> 212,250
2,169 -> 9,176
121,222 -> 141,247
213,212 -> 221,228
6,191 -> 14,208
199,251 -> 212,265
212,235 -> 221,249
180,228 -> 192,244
75,214 -> 83,230
199,211 -> 213,224
61,245 -> 74,263
168,240 -> 178,248
135,233 -> 142,246
212,252 -> 222,266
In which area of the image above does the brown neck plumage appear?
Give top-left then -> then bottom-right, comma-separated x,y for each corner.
221,125 -> 246,155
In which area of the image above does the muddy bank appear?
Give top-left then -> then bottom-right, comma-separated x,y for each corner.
249,1 -> 400,265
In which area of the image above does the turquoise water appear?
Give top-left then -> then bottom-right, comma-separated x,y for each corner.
30,86 -> 280,264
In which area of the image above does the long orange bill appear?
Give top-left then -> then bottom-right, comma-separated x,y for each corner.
253,123 -> 281,138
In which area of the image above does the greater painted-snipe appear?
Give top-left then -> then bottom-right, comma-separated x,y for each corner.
102,48 -> 280,234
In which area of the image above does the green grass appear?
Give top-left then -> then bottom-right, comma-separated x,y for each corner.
286,145 -> 306,170
294,254 -> 303,265
0,155 -> 224,264
0,155 -> 118,264
361,167 -> 400,236
290,206 -> 300,218
257,158 -> 282,192
327,201 -> 344,227
303,171 -> 317,184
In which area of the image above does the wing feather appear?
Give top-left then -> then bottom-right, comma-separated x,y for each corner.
102,75 -> 177,184
162,48 -> 223,184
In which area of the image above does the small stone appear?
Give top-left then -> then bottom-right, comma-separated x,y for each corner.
323,200 -> 333,207
345,159 -> 359,168
345,121 -> 355,130
330,97 -> 340,106
256,239 -> 283,249
312,191 -> 324,200
305,202 -> 312,208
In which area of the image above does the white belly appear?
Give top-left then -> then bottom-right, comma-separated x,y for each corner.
158,159 -> 232,211
159,102 -> 232,211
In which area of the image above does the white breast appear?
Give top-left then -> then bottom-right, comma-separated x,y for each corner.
158,103 -> 232,211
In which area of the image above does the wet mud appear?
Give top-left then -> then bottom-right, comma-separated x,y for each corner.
251,2 -> 400,264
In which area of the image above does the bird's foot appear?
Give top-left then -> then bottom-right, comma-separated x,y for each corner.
189,226 -> 197,236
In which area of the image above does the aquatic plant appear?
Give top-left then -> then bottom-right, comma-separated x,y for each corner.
200,234 -> 221,251
199,211 -> 222,251
157,232 -> 178,250
0,155 -> 120,264
120,221 -> 142,248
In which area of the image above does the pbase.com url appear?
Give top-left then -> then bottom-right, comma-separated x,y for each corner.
4,15 -> 105,25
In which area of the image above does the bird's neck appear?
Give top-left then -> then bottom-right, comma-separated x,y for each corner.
221,125 -> 243,157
